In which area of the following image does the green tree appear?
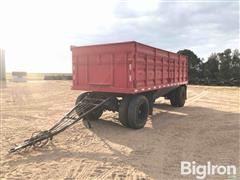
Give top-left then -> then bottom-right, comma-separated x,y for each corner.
218,49 -> 232,80
204,53 -> 219,80
177,48 -> 239,86
231,49 -> 240,80
177,49 -> 203,82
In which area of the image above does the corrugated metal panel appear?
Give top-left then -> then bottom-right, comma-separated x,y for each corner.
71,42 -> 135,93
71,41 -> 188,94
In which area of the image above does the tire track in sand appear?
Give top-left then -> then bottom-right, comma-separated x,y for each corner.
186,89 -> 209,105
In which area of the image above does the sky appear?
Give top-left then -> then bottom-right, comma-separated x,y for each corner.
0,0 -> 239,73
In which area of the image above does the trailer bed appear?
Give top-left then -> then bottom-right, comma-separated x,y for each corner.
71,41 -> 188,94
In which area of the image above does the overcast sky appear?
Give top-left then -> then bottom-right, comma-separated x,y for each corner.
0,0 -> 239,73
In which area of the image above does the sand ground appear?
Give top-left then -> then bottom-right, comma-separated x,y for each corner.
1,81 -> 239,179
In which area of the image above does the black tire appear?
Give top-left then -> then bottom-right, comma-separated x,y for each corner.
128,95 -> 149,129
84,108 -> 103,120
170,86 -> 186,107
170,92 -> 178,107
176,86 -> 186,107
119,96 -> 132,127
75,92 -> 88,103
75,92 -> 103,120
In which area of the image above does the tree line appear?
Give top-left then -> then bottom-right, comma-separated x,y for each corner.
178,49 -> 240,86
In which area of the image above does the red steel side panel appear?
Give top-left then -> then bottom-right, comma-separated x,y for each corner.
72,42 -> 135,93
71,41 -> 188,94
156,49 -> 168,85
133,43 -> 188,93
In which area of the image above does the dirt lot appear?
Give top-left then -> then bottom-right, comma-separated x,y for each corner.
1,81 -> 239,179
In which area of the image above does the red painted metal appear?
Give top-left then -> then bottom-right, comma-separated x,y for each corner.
71,41 -> 188,94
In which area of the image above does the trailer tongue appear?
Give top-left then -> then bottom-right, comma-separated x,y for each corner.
9,93 -> 112,153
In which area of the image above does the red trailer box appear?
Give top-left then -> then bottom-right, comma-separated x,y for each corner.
71,41 -> 188,129
71,41 -> 188,94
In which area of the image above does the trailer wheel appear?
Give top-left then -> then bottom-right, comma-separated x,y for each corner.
128,95 -> 149,129
170,86 -> 186,107
176,86 -> 186,107
84,108 -> 103,120
119,97 -> 132,127
75,93 -> 103,120
170,93 -> 178,107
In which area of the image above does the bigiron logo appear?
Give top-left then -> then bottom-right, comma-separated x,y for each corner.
180,161 -> 237,179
